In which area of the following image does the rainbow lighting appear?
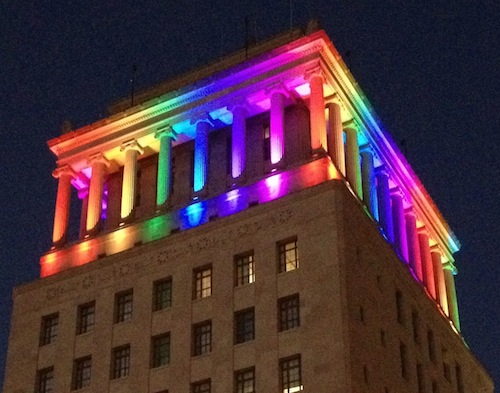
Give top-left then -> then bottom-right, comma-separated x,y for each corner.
45,27 -> 461,332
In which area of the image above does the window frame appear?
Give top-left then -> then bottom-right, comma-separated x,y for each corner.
40,313 -> 59,346
280,355 -> 302,393
193,265 -> 212,300
278,237 -> 299,273
153,278 -> 172,311
114,289 -> 133,323
235,367 -> 255,393
111,345 -> 131,379
278,294 -> 300,332
77,301 -> 95,335
151,333 -> 171,368
72,356 -> 92,390
192,320 -> 212,356
191,379 -> 211,393
234,308 -> 255,344
35,366 -> 54,393
234,252 -> 255,286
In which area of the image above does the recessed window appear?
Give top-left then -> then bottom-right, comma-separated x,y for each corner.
192,379 -> 211,393
114,289 -> 133,323
427,329 -> 437,363
112,345 -> 130,379
417,363 -> 424,393
432,380 -> 439,393
193,320 -> 212,356
72,356 -> 91,390
40,313 -> 58,346
235,308 -> 255,344
151,333 -> 170,368
153,278 -> 172,311
193,265 -> 212,299
77,302 -> 95,335
278,237 -> 299,272
235,367 -> 255,393
400,342 -> 408,380
456,363 -> 464,393
279,294 -> 300,331
235,252 -> 255,286
35,367 -> 54,393
412,310 -> 420,344
280,355 -> 303,393
395,290 -> 404,324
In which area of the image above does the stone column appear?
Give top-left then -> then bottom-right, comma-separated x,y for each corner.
418,229 -> 437,299
431,248 -> 449,316
405,209 -> 423,282
86,153 -> 110,233
345,125 -> 363,199
326,100 -> 346,176
231,105 -> 247,178
78,189 -> 89,239
270,91 -> 285,165
391,190 -> 408,262
193,119 -> 212,193
52,166 -> 76,245
360,149 -> 377,219
376,169 -> 394,242
443,264 -> 460,331
155,126 -> 177,207
307,70 -> 327,151
120,140 -> 144,221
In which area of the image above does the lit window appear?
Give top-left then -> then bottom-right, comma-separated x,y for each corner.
77,301 -> 95,335
192,379 -> 211,393
235,367 -> 255,393
194,266 -> 212,299
151,333 -> 170,368
193,320 -> 212,356
112,345 -> 130,379
114,289 -> 133,323
235,308 -> 255,344
280,355 -> 303,393
40,313 -> 58,346
153,278 -> 172,311
36,367 -> 54,393
235,252 -> 255,286
72,356 -> 91,390
278,238 -> 299,272
279,294 -> 300,331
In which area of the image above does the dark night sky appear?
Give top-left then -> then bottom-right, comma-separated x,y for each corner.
0,1 -> 498,389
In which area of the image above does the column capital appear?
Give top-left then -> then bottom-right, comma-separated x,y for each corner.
443,261 -> 457,274
190,113 -> 215,127
418,226 -> 430,236
325,93 -> 342,106
120,139 -> 144,155
343,119 -> 359,131
265,82 -> 291,99
52,165 -> 76,179
155,125 -> 178,141
87,152 -> 110,167
390,188 -> 405,198
430,244 -> 443,255
304,65 -> 324,82
404,207 -> 417,218
376,166 -> 390,178
227,99 -> 250,114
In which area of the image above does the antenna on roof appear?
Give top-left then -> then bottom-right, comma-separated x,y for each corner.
130,64 -> 138,107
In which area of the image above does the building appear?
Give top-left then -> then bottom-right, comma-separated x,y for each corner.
3,24 -> 493,393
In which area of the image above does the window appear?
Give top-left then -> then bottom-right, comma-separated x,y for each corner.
151,333 -> 170,368
278,238 -> 299,272
400,342 -> 408,380
72,356 -> 91,390
263,123 -> 270,161
456,363 -> 464,393
36,367 -> 54,393
280,355 -> 303,393
192,379 -> 211,393
112,345 -> 130,379
432,380 -> 439,393
235,308 -> 255,344
235,252 -> 255,286
395,290 -> 404,324
114,289 -> 133,323
153,278 -> 172,311
193,320 -> 212,356
77,302 -> 95,335
417,363 -> 424,393
412,310 -> 420,344
427,329 -> 436,363
193,266 -> 212,299
40,313 -> 58,346
279,294 -> 300,331
235,367 -> 255,393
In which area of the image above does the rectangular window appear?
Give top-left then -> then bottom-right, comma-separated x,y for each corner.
456,363 -> 464,393
235,308 -> 255,344
278,237 -> 299,272
77,302 -> 95,335
280,355 -> 303,393
35,367 -> 54,393
151,333 -> 170,368
40,313 -> 58,346
193,320 -> 212,356
416,363 -> 424,393
235,367 -> 255,393
396,290 -> 404,324
400,342 -> 408,380
192,379 -> 211,393
112,345 -> 130,379
193,266 -> 212,299
114,289 -> 133,323
279,294 -> 300,331
72,356 -> 91,390
411,310 -> 420,344
235,252 -> 255,286
153,278 -> 172,311
427,329 -> 436,363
